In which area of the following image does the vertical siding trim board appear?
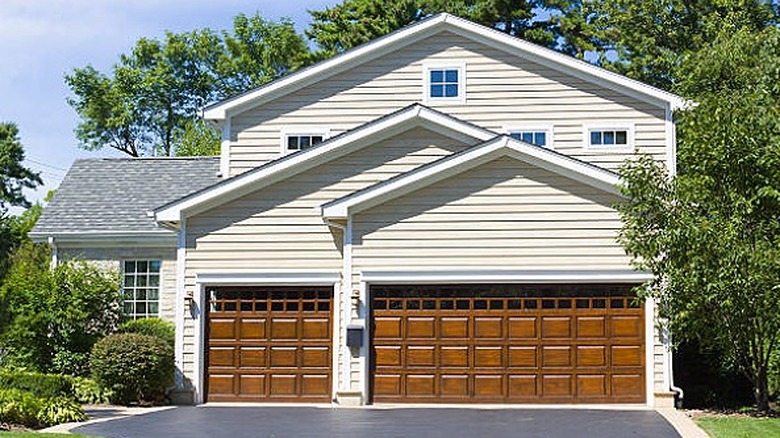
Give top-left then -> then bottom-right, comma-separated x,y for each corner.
645,297 -> 656,407
341,217 -> 353,393
175,219 -> 186,391
190,272 -> 340,404
220,118 -> 231,178
665,104 -> 677,177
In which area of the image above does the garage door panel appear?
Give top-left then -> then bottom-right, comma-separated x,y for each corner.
441,375 -> 469,396
206,287 -> 332,402
238,347 -> 265,368
371,284 -> 644,404
209,319 -> 236,339
209,347 -> 235,367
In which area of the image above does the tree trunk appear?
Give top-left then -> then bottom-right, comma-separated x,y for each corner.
755,364 -> 770,413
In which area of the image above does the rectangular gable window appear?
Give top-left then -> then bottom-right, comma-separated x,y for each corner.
509,130 -> 547,147
286,135 -> 324,151
424,63 -> 465,103
584,125 -> 633,151
430,69 -> 459,98
122,260 -> 161,319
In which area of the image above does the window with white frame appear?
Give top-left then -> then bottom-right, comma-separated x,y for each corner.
424,64 -> 465,102
286,134 -> 324,151
122,260 -> 161,319
585,126 -> 633,150
509,130 -> 549,147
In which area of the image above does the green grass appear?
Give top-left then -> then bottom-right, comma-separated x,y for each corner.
696,416 -> 780,438
0,433 -> 98,437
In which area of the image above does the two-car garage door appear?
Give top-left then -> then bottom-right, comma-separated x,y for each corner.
370,284 -> 645,404
204,284 -> 644,404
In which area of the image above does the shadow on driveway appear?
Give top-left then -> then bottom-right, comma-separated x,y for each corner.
74,406 -> 681,438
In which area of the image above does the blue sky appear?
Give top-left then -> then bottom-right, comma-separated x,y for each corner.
0,0 -> 336,211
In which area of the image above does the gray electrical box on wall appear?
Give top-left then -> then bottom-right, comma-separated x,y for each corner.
346,324 -> 363,348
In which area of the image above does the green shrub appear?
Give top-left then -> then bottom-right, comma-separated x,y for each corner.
73,376 -> 112,405
119,318 -> 175,347
37,397 -> 87,426
0,389 -> 44,428
0,370 -> 74,399
91,333 -> 174,405
0,244 -> 121,375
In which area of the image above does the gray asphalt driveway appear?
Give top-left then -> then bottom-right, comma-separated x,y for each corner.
74,406 -> 680,438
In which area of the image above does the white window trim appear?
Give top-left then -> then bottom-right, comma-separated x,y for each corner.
280,126 -> 331,156
121,259 -> 162,320
504,124 -> 554,149
422,61 -> 466,104
583,122 -> 635,152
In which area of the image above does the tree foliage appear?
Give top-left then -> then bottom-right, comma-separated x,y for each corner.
618,27 -> 780,412
65,14 -> 308,157
0,244 -> 121,376
307,0 -> 604,58
0,123 -> 42,210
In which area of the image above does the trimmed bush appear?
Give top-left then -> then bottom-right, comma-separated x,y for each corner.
90,333 -> 174,405
37,397 -> 87,426
0,389 -> 44,428
73,376 -> 112,405
0,370 -> 74,399
119,318 -> 175,347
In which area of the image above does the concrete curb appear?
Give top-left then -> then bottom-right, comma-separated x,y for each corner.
656,408 -> 710,438
40,405 -> 175,434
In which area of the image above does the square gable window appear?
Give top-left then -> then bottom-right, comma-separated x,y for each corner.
424,63 -> 465,103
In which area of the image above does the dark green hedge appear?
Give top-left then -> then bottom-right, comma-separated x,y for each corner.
0,370 -> 74,399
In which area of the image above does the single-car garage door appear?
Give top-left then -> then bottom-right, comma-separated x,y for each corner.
206,287 -> 332,402
370,284 -> 644,403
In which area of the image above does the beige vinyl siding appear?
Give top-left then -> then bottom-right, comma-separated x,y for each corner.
351,156 -> 630,275
181,127 -> 475,384
229,31 -> 666,175
58,246 -> 177,322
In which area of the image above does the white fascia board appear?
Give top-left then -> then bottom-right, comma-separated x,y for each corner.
29,231 -> 177,246
196,271 -> 340,286
442,15 -> 687,110
361,268 -> 653,284
203,16 -> 447,121
154,105 -> 494,223
321,136 -> 621,219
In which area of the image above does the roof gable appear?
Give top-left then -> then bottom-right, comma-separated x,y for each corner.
321,136 -> 621,220
153,104 -> 495,224
204,13 -> 685,121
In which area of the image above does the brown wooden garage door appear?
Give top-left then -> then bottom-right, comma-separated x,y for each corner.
370,284 -> 644,403
206,287 -> 332,402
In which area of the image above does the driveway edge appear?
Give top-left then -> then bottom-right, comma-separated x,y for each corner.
656,408 -> 710,438
41,405 -> 175,434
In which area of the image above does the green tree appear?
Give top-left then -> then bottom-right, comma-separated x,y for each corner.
589,0 -> 779,90
618,27 -> 780,412
0,123 -> 42,209
0,244 -> 121,375
66,13 -> 309,157
307,0 -> 594,58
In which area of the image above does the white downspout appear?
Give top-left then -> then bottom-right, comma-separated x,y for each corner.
664,325 -> 684,407
47,236 -> 58,268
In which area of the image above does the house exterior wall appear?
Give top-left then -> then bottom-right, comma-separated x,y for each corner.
182,128 -> 477,389
58,245 -> 178,322
228,31 -> 667,176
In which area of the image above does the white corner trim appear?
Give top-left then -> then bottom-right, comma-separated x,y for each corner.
202,13 -> 685,121
582,122 -> 635,153
645,297 -> 656,407
665,104 -> 677,177
174,219 -> 186,390
154,105 -> 495,223
279,126 -> 332,156
360,268 -> 654,284
219,118 -> 231,178
422,61 -> 466,105
321,135 -> 621,219
504,124 -> 555,149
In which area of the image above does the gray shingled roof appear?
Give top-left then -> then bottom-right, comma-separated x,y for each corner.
32,157 -> 220,236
